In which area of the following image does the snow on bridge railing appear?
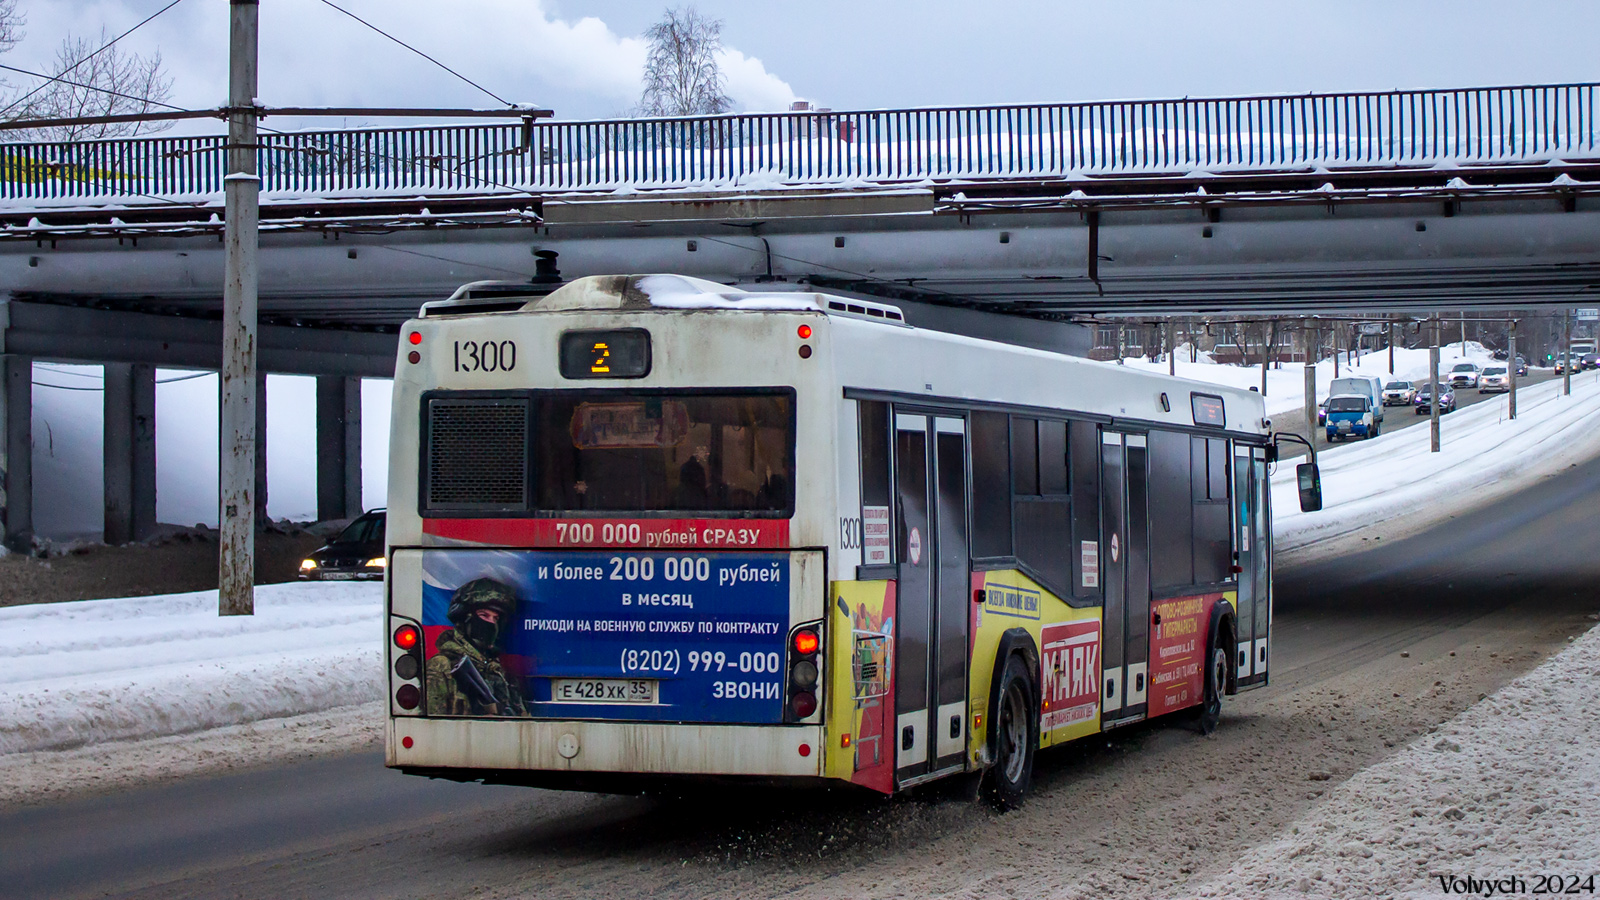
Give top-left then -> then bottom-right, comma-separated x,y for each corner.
1,83 -> 1597,203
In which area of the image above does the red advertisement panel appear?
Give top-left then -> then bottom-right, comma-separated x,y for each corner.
423,517 -> 790,549
1040,619 -> 1100,731
1149,592 -> 1221,715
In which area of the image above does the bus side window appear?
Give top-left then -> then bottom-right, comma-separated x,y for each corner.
859,401 -> 893,565
1013,417 -> 1071,596
1193,437 -> 1232,584
1148,430 -> 1194,589
970,411 -> 1012,559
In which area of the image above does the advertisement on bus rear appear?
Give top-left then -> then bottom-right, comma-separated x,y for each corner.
419,549 -> 791,723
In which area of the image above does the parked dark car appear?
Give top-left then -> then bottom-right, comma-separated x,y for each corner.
1414,387 -> 1457,414
1492,348 -> 1509,360
299,509 -> 387,580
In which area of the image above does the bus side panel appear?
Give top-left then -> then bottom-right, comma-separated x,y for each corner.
970,569 -> 1103,756
1148,590 -> 1229,716
825,579 -> 895,795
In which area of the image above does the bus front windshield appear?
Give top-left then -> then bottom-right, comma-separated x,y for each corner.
533,390 -> 793,515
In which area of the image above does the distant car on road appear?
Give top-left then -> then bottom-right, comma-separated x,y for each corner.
1329,375 -> 1386,424
1382,380 -> 1417,406
1317,397 -> 1329,426
1479,366 -> 1510,393
1584,352 -> 1600,371
1514,356 -> 1529,376
299,509 -> 387,581
1448,363 -> 1482,389
1415,386 -> 1457,414
1326,395 -> 1379,441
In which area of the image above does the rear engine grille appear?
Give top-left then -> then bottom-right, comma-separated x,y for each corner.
425,397 -> 529,510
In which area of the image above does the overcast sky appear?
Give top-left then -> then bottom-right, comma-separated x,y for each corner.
6,1 -> 1598,128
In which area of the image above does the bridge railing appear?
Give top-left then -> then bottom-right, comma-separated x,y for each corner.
1,83 -> 1596,202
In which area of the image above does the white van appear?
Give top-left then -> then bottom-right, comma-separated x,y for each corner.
1328,375 -> 1386,424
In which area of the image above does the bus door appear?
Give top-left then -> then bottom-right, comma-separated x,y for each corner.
1231,446 -> 1271,687
1100,431 -> 1151,724
1247,449 -> 1271,685
893,412 -> 971,782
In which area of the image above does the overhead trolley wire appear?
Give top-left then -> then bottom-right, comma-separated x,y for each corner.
316,0 -> 513,107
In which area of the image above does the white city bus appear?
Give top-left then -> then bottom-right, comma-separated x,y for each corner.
383,274 -> 1286,805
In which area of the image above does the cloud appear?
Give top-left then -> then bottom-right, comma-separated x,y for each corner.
717,47 -> 797,112
1,0 -> 798,121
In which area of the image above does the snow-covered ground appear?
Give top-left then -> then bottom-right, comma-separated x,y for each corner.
1191,624 -> 1600,899
0,581 -> 381,755
1273,369 -> 1600,560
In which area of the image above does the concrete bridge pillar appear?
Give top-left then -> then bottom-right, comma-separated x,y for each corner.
1,353 -> 31,550
103,363 -> 157,544
316,375 -> 362,521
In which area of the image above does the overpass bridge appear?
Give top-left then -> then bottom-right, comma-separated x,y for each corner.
0,82 -> 1596,546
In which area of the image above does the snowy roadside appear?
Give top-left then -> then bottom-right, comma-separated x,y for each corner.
1187,624 -> 1600,899
0,581 -> 382,756
1271,369 -> 1600,563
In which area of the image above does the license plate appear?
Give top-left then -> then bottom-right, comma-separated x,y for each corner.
550,678 -> 658,704
320,572 -> 358,581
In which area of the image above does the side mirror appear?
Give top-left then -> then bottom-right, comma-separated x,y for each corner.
1296,462 -> 1323,513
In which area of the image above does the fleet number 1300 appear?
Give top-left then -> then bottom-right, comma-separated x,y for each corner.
453,340 -> 516,373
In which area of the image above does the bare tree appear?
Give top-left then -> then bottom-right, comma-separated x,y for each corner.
0,0 -> 22,55
639,6 -> 732,116
11,30 -> 174,141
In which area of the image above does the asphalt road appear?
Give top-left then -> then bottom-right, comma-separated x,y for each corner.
4,448 -> 1599,899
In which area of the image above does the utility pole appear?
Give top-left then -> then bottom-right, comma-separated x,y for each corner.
220,0 -> 260,617
1429,314 -> 1441,453
1388,316 -> 1395,375
1303,319 -> 1318,444
1563,308 -> 1572,397
1508,319 -> 1517,420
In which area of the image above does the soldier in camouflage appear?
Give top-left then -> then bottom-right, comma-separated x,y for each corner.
424,577 -> 529,717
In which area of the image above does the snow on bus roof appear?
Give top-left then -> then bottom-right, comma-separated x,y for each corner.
528,274 -> 821,312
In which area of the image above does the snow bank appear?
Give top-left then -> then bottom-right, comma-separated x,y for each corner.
0,582 -> 382,755
1273,371 -> 1600,557
1190,623 -> 1600,899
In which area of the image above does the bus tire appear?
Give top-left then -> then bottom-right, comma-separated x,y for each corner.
986,653 -> 1038,811
1196,638 -> 1230,736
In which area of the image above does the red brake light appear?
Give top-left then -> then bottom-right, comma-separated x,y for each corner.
394,624 -> 420,651
797,324 -> 812,339
792,628 -> 819,656
408,332 -> 422,345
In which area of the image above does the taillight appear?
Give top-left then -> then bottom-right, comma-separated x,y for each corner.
391,619 -> 424,715
786,622 -> 821,721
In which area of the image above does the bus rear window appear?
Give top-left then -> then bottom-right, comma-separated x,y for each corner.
534,391 -> 793,515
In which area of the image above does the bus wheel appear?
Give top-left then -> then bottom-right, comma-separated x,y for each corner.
1196,643 -> 1229,735
987,654 -> 1037,811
